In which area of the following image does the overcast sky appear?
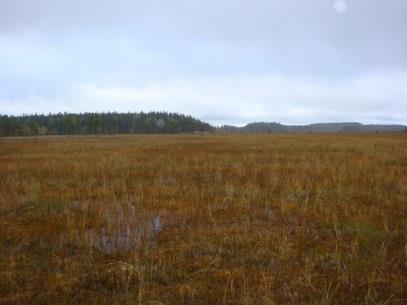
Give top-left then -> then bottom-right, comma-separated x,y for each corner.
0,0 -> 406,125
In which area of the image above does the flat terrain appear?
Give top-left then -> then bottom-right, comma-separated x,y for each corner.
0,134 -> 406,305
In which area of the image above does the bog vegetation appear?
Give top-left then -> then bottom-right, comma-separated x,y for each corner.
0,134 -> 406,305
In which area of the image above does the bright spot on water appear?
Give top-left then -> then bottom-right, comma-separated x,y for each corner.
334,0 -> 347,13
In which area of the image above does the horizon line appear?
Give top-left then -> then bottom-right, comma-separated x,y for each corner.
1,111 -> 406,127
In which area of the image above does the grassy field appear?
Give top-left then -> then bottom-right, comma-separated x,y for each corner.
0,134 -> 406,305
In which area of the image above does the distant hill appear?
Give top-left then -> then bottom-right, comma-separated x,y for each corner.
218,122 -> 407,133
0,112 -> 214,136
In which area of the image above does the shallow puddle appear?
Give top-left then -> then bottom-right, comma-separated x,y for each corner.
72,213 -> 166,254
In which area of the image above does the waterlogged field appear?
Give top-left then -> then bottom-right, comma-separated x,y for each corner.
0,134 -> 406,305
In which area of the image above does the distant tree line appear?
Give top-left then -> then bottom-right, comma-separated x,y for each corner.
0,112 -> 214,136
217,122 -> 407,134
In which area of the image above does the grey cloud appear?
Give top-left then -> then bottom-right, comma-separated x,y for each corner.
0,1 -> 406,124
2,72 -> 406,125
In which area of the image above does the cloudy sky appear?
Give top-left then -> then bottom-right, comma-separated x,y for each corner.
0,0 -> 406,125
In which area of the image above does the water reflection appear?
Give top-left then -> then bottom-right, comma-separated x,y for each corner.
82,214 -> 164,254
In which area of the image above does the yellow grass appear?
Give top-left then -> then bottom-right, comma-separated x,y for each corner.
0,134 -> 406,305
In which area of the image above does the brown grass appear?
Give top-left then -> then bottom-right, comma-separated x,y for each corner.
0,134 -> 406,305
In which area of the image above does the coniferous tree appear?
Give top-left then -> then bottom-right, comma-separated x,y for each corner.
0,112 -> 214,136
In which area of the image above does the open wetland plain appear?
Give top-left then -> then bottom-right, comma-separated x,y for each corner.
0,134 -> 406,305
